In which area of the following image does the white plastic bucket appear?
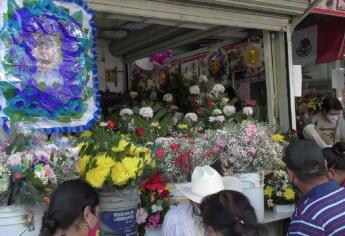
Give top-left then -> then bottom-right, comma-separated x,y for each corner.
0,205 -> 44,235
144,227 -> 161,236
99,188 -> 140,236
234,173 -> 264,222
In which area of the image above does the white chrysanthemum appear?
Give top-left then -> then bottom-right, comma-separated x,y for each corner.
243,107 -> 254,116
209,116 -> 216,123
212,109 -> 222,115
185,113 -> 198,122
189,85 -> 200,95
212,84 -> 225,94
215,115 -> 225,123
198,75 -> 208,82
223,105 -> 236,116
163,93 -> 174,103
139,107 -> 154,118
222,97 -> 230,104
119,108 -> 134,116
99,122 -> 107,127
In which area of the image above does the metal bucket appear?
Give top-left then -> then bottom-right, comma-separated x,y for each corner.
99,188 -> 140,236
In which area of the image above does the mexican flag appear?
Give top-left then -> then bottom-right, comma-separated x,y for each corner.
292,17 -> 345,66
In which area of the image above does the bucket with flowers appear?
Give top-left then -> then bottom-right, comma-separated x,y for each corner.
264,169 -> 296,213
219,121 -> 285,222
0,132 -> 78,235
137,173 -> 171,236
76,121 -> 155,235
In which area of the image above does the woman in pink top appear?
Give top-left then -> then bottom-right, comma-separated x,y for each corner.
40,180 -> 100,236
323,142 -> 345,187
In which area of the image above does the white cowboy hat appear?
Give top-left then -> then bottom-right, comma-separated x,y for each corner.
134,57 -> 153,71
176,165 -> 243,204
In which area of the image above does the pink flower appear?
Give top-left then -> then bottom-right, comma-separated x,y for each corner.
245,124 -> 257,138
148,214 -> 161,229
243,136 -> 251,144
217,139 -> 226,148
136,208 -> 148,225
247,147 -> 257,155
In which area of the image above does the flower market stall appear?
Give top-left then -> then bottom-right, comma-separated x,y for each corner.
0,0 -> 309,235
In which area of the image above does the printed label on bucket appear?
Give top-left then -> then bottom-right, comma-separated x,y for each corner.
100,208 -> 137,236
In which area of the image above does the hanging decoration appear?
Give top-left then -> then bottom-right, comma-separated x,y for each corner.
207,48 -> 229,81
244,36 -> 264,76
0,0 -> 99,133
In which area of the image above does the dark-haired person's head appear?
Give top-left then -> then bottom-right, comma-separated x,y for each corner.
283,140 -> 328,194
321,97 -> 343,124
40,179 -> 99,236
200,190 -> 265,236
323,142 -> 345,186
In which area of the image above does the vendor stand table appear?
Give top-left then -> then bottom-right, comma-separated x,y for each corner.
263,210 -> 293,236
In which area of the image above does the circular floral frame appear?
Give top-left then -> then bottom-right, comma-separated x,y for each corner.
0,0 -> 100,133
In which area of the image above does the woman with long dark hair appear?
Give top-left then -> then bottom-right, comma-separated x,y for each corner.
200,190 -> 265,236
40,179 -> 99,236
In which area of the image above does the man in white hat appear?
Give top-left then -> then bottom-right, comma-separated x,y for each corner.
161,165 -> 242,236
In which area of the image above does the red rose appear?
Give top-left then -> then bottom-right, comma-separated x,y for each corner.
170,143 -> 181,150
160,189 -> 170,199
180,153 -> 191,172
143,173 -> 166,191
191,99 -> 197,107
136,128 -> 145,137
206,99 -> 214,107
155,149 -> 165,159
106,120 -> 116,129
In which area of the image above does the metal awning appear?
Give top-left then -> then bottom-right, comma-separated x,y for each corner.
86,0 -> 311,32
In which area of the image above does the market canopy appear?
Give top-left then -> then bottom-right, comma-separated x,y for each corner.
86,0 -> 310,32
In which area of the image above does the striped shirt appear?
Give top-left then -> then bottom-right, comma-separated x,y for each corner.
288,180 -> 345,236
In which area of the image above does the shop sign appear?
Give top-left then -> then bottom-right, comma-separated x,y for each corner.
312,0 -> 345,16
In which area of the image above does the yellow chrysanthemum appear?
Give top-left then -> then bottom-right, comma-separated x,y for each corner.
178,123 -> 188,129
112,140 -> 130,153
77,155 -> 90,175
135,146 -> 151,157
85,166 -> 110,188
284,188 -> 295,201
95,154 -> 114,168
264,186 -> 273,197
150,122 -> 161,129
272,134 -> 285,143
111,162 -> 130,186
80,131 -> 92,138
122,157 -> 140,179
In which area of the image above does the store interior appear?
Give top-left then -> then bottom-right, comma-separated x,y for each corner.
94,11 -> 268,121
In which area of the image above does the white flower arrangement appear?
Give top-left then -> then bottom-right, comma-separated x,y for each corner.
119,108 -> 134,117
189,85 -> 200,95
139,107 -> 154,119
212,84 -> 225,94
243,107 -> 254,117
163,93 -> 174,103
223,105 -> 236,116
212,109 -> 223,115
198,75 -> 208,82
209,115 -> 225,123
185,113 -> 198,122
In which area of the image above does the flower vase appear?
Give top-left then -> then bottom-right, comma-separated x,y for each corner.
99,187 -> 140,236
234,172 -> 264,222
145,226 -> 161,236
273,204 -> 295,213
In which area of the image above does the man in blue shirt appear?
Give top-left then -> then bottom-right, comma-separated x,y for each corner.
284,140 -> 345,235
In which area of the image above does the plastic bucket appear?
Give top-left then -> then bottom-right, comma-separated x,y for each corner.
234,173 -> 264,222
0,205 -> 44,235
144,227 -> 161,236
99,188 -> 140,236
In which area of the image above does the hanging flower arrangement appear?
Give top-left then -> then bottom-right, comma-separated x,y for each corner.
207,48 -> 229,81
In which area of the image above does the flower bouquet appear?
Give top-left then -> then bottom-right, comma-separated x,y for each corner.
2,132 -> 78,205
117,101 -> 174,145
137,173 -> 171,236
219,121 -> 284,175
264,169 -> 296,211
153,130 -> 224,182
76,121 -> 155,189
